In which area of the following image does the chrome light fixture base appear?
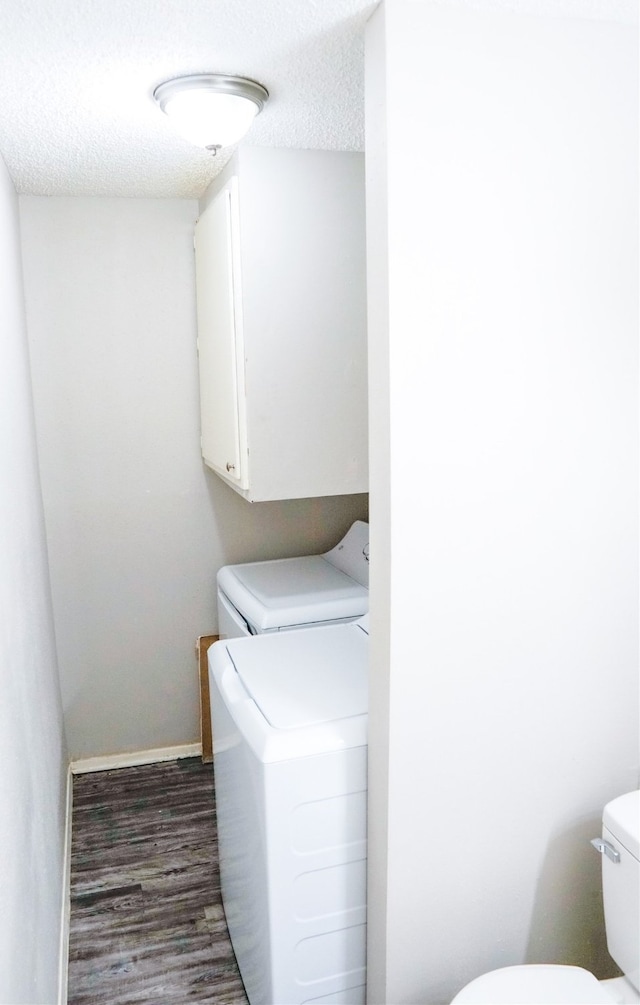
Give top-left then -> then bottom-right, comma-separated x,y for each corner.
153,73 -> 269,152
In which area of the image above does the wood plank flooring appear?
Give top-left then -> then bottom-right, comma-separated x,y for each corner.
68,757 -> 249,1004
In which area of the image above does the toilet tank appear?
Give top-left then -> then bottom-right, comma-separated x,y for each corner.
601,790 -> 639,992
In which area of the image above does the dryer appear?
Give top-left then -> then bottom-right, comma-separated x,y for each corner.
208,616 -> 369,1005
217,520 -> 369,638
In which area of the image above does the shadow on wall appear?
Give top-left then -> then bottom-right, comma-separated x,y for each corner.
526,815 -> 621,980
204,466 -> 369,568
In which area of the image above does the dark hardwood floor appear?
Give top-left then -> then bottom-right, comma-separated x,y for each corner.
68,757 -> 249,1004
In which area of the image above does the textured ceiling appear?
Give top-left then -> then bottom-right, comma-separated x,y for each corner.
2,0 -> 633,199
0,0 -> 377,198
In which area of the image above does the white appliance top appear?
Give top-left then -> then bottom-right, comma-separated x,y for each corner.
603,790 -> 639,860
217,521 -> 369,631
209,619 -> 369,762
230,620 -> 368,730
452,965 -> 615,1005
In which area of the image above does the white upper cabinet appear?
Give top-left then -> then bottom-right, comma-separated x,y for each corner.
194,178 -> 248,489
194,147 -> 368,502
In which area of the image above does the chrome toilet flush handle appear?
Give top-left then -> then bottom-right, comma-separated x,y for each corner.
591,838 -> 620,863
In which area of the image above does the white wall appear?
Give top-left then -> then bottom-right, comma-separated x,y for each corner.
20,196 -> 367,760
365,3 -> 638,1003
0,156 -> 68,1003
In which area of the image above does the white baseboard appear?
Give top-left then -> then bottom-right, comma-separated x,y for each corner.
70,742 -> 202,775
58,764 -> 73,1005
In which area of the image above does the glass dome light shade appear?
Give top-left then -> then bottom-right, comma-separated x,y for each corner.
154,74 -> 268,149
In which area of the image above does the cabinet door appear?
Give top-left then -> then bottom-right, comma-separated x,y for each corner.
194,179 -> 248,488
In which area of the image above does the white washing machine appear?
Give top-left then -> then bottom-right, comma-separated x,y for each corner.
217,520 -> 369,638
208,616 -> 369,1005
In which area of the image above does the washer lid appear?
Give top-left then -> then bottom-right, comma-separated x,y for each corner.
452,965 -> 614,1004
603,790 -> 639,860
218,555 -> 368,630
228,622 -> 368,730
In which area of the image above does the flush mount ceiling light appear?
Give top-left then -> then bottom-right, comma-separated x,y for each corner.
153,73 -> 269,153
